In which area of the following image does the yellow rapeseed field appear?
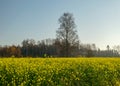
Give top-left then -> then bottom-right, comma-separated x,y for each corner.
0,57 -> 120,86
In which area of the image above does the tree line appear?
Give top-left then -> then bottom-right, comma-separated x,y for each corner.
0,39 -> 119,57
0,12 -> 120,57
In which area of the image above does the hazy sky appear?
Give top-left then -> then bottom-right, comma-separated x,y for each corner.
0,0 -> 120,49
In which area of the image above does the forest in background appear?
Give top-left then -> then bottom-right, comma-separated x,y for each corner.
0,38 -> 120,57
0,12 -> 120,57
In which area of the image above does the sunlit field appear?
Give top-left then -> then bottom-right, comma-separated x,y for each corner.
0,57 -> 120,86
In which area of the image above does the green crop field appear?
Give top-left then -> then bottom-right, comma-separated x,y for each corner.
0,58 -> 120,86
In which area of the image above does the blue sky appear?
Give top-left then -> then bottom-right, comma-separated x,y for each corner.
0,0 -> 120,49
